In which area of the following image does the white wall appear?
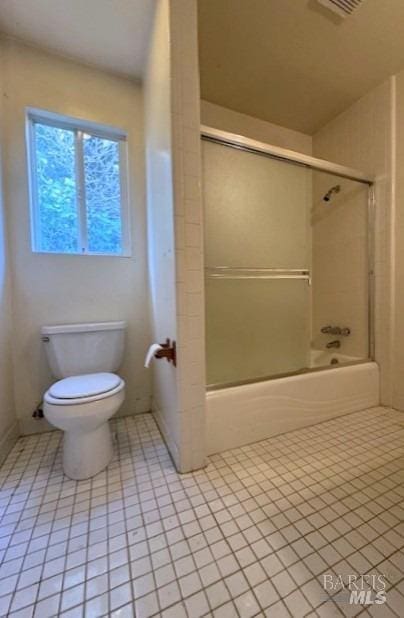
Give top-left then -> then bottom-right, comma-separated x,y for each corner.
145,0 -> 206,472
201,100 -> 312,155
2,39 -> 151,434
0,39 -> 19,462
144,0 -> 181,465
313,79 -> 393,405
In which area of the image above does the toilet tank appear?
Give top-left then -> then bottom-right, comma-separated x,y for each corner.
41,321 -> 126,379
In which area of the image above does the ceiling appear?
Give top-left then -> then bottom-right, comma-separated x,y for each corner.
198,0 -> 404,134
0,0 -> 156,80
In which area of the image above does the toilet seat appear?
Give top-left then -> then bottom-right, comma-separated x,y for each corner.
50,372 -> 121,399
45,372 -> 124,406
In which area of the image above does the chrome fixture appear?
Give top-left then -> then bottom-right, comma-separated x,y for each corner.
201,127 -> 374,184
323,184 -> 341,202
326,340 -> 341,349
316,0 -> 365,19
205,267 -> 311,284
321,325 -> 350,336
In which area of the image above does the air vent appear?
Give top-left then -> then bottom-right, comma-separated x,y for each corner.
316,0 -> 365,18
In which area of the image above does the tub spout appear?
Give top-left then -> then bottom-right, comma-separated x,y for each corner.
326,340 -> 341,349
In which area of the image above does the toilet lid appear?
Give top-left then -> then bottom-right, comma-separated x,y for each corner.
49,372 -> 121,399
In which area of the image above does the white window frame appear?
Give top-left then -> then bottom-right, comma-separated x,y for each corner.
26,107 -> 131,257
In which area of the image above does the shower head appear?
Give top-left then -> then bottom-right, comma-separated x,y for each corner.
316,0 -> 366,19
323,184 -> 341,202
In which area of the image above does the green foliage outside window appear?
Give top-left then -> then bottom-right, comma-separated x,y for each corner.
33,122 -> 124,255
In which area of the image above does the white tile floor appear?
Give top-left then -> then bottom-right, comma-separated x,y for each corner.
0,407 -> 404,617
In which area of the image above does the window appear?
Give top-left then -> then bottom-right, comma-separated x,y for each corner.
26,109 -> 130,256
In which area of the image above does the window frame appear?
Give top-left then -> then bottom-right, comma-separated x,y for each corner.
26,107 -> 131,257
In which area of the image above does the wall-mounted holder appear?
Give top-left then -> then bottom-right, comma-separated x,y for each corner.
144,339 -> 177,367
155,339 -> 176,366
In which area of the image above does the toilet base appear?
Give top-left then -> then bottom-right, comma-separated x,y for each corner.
63,422 -> 113,480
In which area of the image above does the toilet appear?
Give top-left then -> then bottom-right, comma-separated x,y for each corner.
42,321 -> 126,480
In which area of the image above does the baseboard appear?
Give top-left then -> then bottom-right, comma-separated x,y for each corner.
0,420 -> 20,467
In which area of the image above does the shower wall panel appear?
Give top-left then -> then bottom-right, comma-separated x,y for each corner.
311,171 -> 369,359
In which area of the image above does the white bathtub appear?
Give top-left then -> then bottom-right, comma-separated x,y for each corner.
206,362 -> 379,455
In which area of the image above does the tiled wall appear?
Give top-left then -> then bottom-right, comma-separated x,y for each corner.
313,79 -> 393,405
145,0 -> 206,473
144,0 -> 181,465
170,0 -> 206,472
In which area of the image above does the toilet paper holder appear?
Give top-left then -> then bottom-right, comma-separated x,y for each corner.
155,339 -> 176,366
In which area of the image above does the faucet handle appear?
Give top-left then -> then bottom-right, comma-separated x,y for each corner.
321,325 -> 351,336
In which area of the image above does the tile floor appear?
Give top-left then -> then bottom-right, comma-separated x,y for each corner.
0,406 -> 404,617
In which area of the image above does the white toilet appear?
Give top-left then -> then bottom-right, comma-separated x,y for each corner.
42,321 -> 126,480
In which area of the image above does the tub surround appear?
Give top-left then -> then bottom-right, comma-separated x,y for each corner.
206,362 -> 379,455
313,78 -> 393,407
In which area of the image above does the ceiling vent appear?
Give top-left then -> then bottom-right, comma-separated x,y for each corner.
316,0 -> 365,18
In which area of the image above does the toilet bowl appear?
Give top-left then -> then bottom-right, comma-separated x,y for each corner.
41,321 -> 126,480
44,372 -> 125,480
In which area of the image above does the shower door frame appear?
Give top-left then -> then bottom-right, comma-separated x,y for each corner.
201,125 -> 376,388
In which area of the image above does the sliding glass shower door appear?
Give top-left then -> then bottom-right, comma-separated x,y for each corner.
203,138 -> 312,386
202,136 -> 371,388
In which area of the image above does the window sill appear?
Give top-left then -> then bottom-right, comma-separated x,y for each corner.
31,250 -> 133,259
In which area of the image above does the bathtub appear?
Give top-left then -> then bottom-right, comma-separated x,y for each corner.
206,361 -> 379,455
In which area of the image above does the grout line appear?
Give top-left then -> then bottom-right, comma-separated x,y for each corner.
1,410 -> 404,617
